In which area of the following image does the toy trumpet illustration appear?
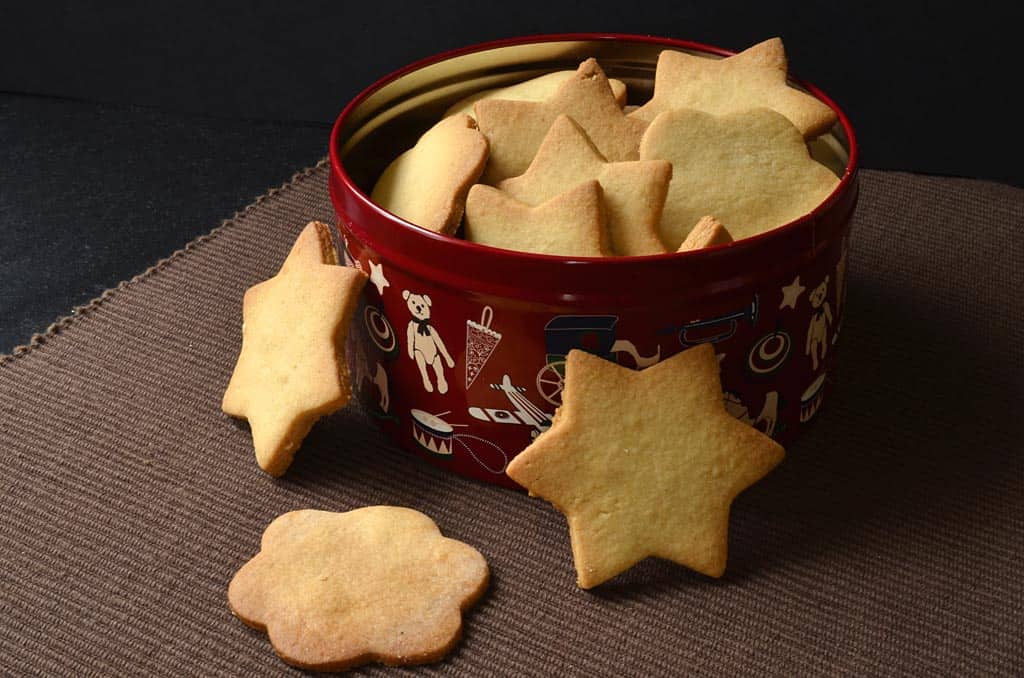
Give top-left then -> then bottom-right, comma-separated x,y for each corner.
661,295 -> 759,347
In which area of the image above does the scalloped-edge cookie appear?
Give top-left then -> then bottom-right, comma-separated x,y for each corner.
639,107 -> 839,248
228,507 -> 490,671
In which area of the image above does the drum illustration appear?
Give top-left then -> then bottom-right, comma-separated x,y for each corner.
410,409 -> 454,457
799,373 -> 827,422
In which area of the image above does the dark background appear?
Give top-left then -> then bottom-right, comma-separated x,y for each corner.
1,1 -> 1020,353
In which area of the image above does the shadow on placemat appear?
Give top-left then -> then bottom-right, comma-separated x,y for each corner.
0,166 -> 1021,676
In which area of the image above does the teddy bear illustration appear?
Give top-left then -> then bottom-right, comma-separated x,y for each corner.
805,276 -> 833,370
403,290 -> 455,394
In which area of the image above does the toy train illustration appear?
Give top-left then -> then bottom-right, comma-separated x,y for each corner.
535,315 -> 661,405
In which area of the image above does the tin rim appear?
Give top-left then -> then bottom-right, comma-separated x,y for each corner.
328,33 -> 859,277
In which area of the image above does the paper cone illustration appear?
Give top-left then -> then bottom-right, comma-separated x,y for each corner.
465,306 -> 502,389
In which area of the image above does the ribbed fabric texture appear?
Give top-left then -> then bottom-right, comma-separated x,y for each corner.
1,165 -> 1021,676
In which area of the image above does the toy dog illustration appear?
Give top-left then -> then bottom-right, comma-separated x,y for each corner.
805,276 -> 833,370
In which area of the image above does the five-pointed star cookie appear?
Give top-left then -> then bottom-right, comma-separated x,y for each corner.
505,345 -> 785,587
499,115 -> 671,256
474,58 -> 648,184
229,507 -> 489,671
464,179 -> 610,257
630,38 -> 838,138
639,107 -> 840,248
222,221 -> 366,476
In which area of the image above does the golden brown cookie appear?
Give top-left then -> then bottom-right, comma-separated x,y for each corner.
505,346 -> 785,587
370,114 -> 489,234
677,215 -> 734,252
630,38 -> 838,138
499,115 -> 670,256
445,70 -> 628,118
464,180 -> 609,257
228,507 -> 489,671
474,58 -> 648,184
222,221 -> 366,476
639,107 -> 840,248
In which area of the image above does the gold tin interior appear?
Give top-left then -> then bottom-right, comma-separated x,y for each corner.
338,38 -> 851,196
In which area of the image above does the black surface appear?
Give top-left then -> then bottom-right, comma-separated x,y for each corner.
1,2 -> 1020,353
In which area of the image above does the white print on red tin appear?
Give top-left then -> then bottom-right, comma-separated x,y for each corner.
805,276 -> 833,371
465,306 -> 502,389
468,374 -> 553,438
724,390 -> 780,438
363,304 -> 399,359
409,409 -> 508,474
353,344 -> 390,415
747,329 -> 792,378
340,233 -> 358,269
799,373 -> 827,422
402,290 -> 455,394
659,296 -> 759,349
779,275 -> 806,310
537,315 -> 661,406
368,259 -> 390,296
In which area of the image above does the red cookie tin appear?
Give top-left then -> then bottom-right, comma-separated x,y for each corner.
329,34 -> 859,489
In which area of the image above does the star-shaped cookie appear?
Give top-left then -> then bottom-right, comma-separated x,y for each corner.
474,58 -> 648,184
505,345 -> 784,587
445,69 -> 628,118
639,107 -> 840,247
370,114 -> 489,234
222,221 -> 366,476
499,115 -> 671,256
464,180 -> 610,257
229,507 -> 489,671
630,38 -> 838,138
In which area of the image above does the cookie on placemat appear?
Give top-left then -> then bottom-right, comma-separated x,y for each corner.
500,115 -> 671,256
505,345 -> 784,588
464,180 -> 609,257
222,221 -> 366,476
228,507 -> 489,671
629,38 -> 838,138
677,215 -> 733,252
445,70 -> 628,118
640,107 -> 840,248
474,58 -> 648,184
370,114 -> 488,234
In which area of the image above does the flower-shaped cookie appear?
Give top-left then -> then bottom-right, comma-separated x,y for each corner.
228,507 -> 489,671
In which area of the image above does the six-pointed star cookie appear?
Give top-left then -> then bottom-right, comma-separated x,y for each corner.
474,58 -> 648,184
464,180 -> 610,257
505,345 -> 785,587
229,507 -> 489,672
499,115 -> 671,256
639,107 -> 840,248
222,221 -> 366,476
629,38 -> 838,139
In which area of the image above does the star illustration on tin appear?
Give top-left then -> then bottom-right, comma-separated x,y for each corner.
779,275 -> 806,310
368,260 -> 390,296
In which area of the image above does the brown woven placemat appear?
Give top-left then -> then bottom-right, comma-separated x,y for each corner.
1,163 -> 1021,676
